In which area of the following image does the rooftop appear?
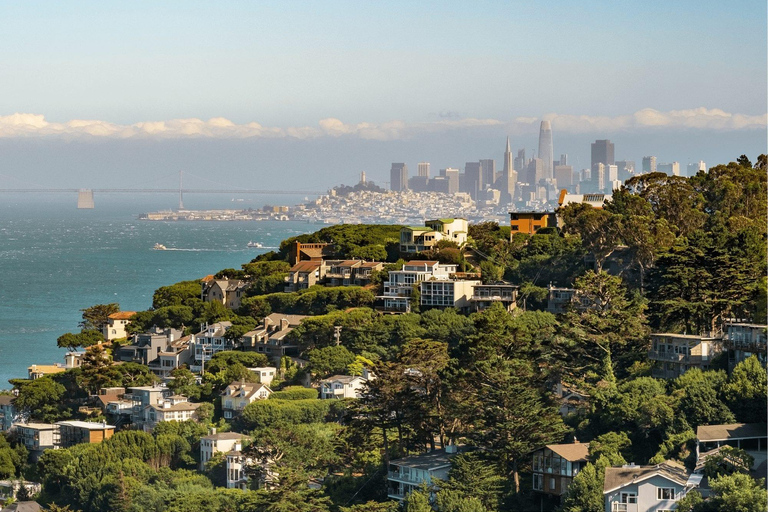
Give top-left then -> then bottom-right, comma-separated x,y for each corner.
390,449 -> 455,471
108,311 -> 137,320
56,420 -> 115,430
603,461 -> 689,494
541,442 -> 589,462
201,432 -> 250,442
697,423 -> 767,442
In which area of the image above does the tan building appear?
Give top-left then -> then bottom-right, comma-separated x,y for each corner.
13,423 -> 57,456
531,442 -> 589,497
399,218 -> 468,253
56,420 -> 115,448
200,430 -> 250,470
27,364 -> 66,380
202,279 -> 248,309
284,261 -> 324,292
289,241 -> 334,265
103,311 -> 136,341
509,212 -> 557,236
468,284 -> 518,313
240,313 -> 308,361
648,332 -> 722,379
145,396 -> 202,431
420,279 -> 481,311
723,321 -> 767,371
221,382 -> 272,419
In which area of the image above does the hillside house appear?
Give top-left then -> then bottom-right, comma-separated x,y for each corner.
531,442 -> 589,497
221,382 -> 272,419
648,332 -> 722,379
202,279 -> 248,309
378,261 -> 457,312
240,313 -> 308,362
399,218 -> 468,253
603,461 -> 699,512
102,311 -> 136,341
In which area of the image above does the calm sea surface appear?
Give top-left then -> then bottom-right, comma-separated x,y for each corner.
0,193 -> 317,388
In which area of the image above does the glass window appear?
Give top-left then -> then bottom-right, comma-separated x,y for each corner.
657,488 -> 676,500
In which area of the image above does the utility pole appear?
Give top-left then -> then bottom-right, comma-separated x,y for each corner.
333,326 -> 342,346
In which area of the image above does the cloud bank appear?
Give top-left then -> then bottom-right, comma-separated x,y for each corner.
0,108 -> 763,141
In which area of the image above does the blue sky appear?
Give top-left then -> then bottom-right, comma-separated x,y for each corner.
0,1 -> 765,187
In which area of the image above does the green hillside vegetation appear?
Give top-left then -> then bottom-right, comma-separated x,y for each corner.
4,155 -> 765,512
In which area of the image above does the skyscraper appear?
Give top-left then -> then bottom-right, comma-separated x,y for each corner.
514,149 -> 526,174
642,156 -> 657,174
464,162 -> 483,199
479,159 -> 496,188
616,160 -> 635,182
390,163 -> 408,191
538,121 -> 554,180
439,168 -> 460,194
591,140 -> 615,191
498,137 -> 517,204
687,161 -> 706,176
417,162 -> 430,178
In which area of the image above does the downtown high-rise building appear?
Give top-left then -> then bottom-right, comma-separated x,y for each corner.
642,156 -> 657,174
538,121 -> 554,181
498,137 -> 517,204
390,163 -> 408,191
464,161 -> 483,200
658,162 -> 680,176
439,168 -> 460,194
616,160 -> 635,182
514,149 -> 527,174
417,162 -> 430,178
479,159 -> 496,189
687,161 -> 706,176
591,140 -> 615,191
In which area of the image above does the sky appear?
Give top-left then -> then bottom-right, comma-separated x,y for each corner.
0,0 -> 766,191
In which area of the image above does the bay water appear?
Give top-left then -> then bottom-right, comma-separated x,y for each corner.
0,193 -> 317,388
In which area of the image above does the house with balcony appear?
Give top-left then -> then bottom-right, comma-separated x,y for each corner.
387,447 -> 458,501
468,283 -> 519,313
0,480 -> 41,502
399,218 -> 468,253
127,386 -> 170,430
200,429 -> 250,470
320,375 -> 369,399
324,260 -> 363,286
12,423 -> 57,459
153,335 -> 194,379
723,321 -> 767,371
378,261 -> 457,312
0,396 -> 15,433
284,261 -> 324,292
202,278 -> 248,310
695,423 -> 767,478
240,313 -> 308,362
191,322 -> 234,372
102,311 -> 136,341
221,382 -> 272,419
648,332 -> 722,379
352,261 -> 385,286
115,327 -> 183,366
603,460 -> 699,512
531,442 -> 589,498
420,279 -> 481,312
225,440 -> 253,490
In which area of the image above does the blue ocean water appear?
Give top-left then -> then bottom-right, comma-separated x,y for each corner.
0,193 -> 316,388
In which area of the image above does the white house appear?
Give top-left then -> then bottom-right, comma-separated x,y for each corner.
603,461 -> 699,512
191,322 -> 234,373
221,382 -> 272,419
320,375 -> 368,399
387,447 -> 457,501
200,430 -> 250,470
102,311 -> 137,341
378,261 -> 457,312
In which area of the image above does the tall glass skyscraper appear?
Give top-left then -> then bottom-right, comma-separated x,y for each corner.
537,121 -> 554,181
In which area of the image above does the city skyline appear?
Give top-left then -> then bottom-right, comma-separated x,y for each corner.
0,1 -> 765,190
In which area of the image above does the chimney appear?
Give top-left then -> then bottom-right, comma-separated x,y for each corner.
280,318 -> 289,330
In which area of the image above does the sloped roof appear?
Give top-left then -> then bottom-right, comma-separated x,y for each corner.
290,261 -> 322,272
544,442 -> 589,462
201,432 -> 250,442
0,396 -> 14,407
697,423 -> 767,442
604,461 -> 689,494
109,311 -> 137,320
1,502 -> 43,512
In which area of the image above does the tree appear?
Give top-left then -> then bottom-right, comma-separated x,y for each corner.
702,446 -> 754,478
79,303 -> 120,331
563,271 -> 649,382
308,346 -> 356,378
706,473 -> 767,512
13,377 -> 66,421
560,456 -> 610,512
56,330 -> 104,349
479,261 -> 503,284
440,452 -> 504,511
723,356 -> 767,423
152,280 -> 203,309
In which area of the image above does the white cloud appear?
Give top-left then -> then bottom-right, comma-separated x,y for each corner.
0,108 -> 763,141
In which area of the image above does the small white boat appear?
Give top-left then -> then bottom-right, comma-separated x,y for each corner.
153,243 -> 167,250
247,241 -> 264,248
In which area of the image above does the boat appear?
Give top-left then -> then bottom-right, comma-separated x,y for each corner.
153,243 -> 167,250
247,241 -> 264,248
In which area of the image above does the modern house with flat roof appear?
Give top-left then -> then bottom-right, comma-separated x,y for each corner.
468,283 -> 519,313
509,212 -> 557,236
56,420 -> 115,448
378,261 -> 457,312
695,423 -> 767,478
723,321 -> 766,371
387,448 -> 457,501
420,279 -> 481,312
399,218 -> 468,253
648,332 -> 722,379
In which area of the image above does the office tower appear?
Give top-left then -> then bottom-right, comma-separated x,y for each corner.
687,161 -> 706,176
526,158 -> 544,187
408,176 -> 429,192
616,160 -> 635,182
554,164 -> 574,189
498,137 -> 517,204
480,159 -> 496,189
440,168 -> 460,194
514,148 -> 526,174
429,176 -> 450,193
658,162 -> 680,176
591,140 -> 615,169
417,162 -> 430,178
642,156 -> 657,173
464,162 -> 483,199
594,162 -> 606,192
390,163 -> 408,191
538,121 -> 554,180
558,154 -> 568,166
606,164 -> 618,183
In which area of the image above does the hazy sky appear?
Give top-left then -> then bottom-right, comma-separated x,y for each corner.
1,1 -> 766,190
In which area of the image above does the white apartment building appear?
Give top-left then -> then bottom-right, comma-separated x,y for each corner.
378,261 -> 457,312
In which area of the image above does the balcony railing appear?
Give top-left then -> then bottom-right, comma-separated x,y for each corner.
611,503 -> 637,512
388,471 -> 426,484
647,351 -> 709,364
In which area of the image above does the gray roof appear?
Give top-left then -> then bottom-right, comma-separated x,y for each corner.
0,396 -> 15,406
603,461 -> 689,494
390,449 -> 455,471
2,502 -> 43,512
697,423 -> 767,442
201,432 -> 250,442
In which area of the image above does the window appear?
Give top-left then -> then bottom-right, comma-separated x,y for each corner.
532,474 -> 543,490
620,492 -> 637,504
657,488 -> 676,500
549,477 -> 555,490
